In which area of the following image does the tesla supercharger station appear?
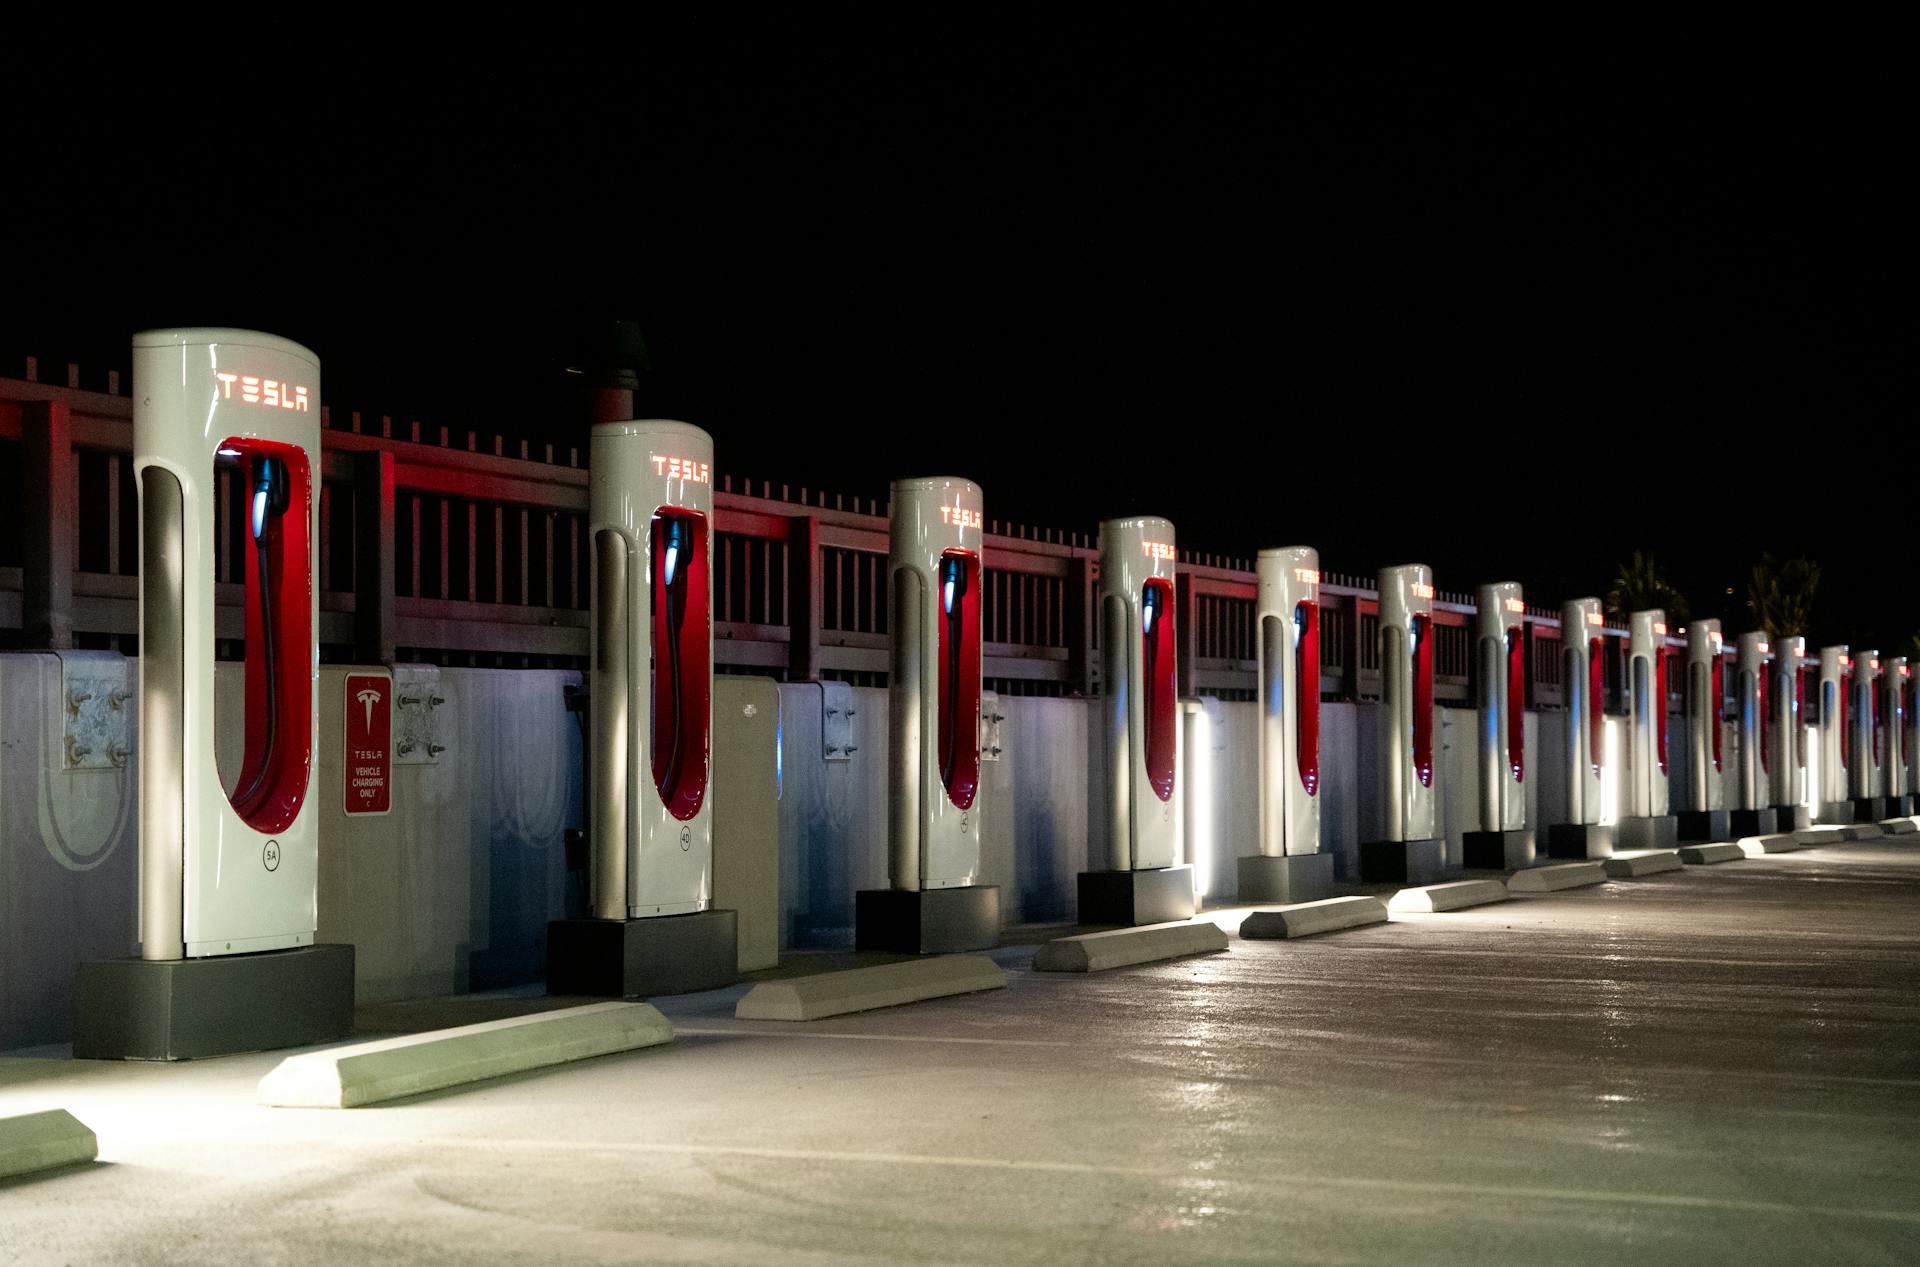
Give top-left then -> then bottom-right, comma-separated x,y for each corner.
1360,564 -> 1449,883
855,477 -> 1001,953
547,420 -> 738,997
1852,649 -> 1888,822
1077,517 -> 1194,925
1547,598 -> 1613,858
73,329 -> 353,1060
1884,657 -> 1911,816
1462,582 -> 1534,869
1768,636 -> 1812,831
1677,619 -> 1731,843
1620,610 -> 1680,849
1239,546 -> 1335,903
1731,632 -> 1775,837
1817,646 -> 1852,823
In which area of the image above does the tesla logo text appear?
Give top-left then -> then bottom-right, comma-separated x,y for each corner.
651,455 -> 711,484
1758,643 -> 1770,655
1840,656 -> 1851,668
1654,622 -> 1668,635
1142,540 -> 1175,561
939,505 -> 983,529
1410,582 -> 1435,600
1293,567 -> 1320,585
214,373 -> 310,410
1503,598 -> 1525,614
1585,611 -> 1603,627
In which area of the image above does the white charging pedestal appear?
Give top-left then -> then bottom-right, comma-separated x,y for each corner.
1461,582 -> 1535,870
1237,547 -> 1335,903
1359,565 -> 1451,884
854,478 -> 1001,953
1077,517 -> 1195,926
74,328 -> 353,1060
546,420 -> 738,997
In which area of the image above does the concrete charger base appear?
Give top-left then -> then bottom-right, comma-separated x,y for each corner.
73,944 -> 355,1061
1890,794 -> 1915,817
1618,815 -> 1680,850
1235,853 -> 1334,905
1545,822 -> 1615,860
1462,829 -> 1535,870
1076,866 -> 1196,927
1676,809 -> 1731,844
547,910 -> 739,998
855,885 -> 1002,954
1728,807 -> 1778,838
1819,800 -> 1856,825
1359,838 -> 1449,886
1772,804 -> 1813,832
1853,797 -> 1889,824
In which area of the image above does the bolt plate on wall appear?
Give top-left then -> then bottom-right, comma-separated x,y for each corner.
57,651 -> 133,770
821,680 -> 859,761
981,689 -> 1005,762
393,664 -> 449,765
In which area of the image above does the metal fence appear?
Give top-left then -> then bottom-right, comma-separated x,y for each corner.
1,366 -> 1696,712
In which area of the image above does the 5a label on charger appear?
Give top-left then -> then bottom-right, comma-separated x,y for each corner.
345,672 -> 392,816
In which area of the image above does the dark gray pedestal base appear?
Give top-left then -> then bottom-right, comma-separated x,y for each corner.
1819,800 -> 1856,825
1076,867 -> 1196,926
856,885 -> 1001,954
1236,854 -> 1334,905
74,943 -> 355,1061
1619,815 -> 1679,850
1854,797 -> 1889,823
1728,807 -> 1777,838
1772,804 -> 1813,831
1462,829 -> 1535,870
1892,795 -> 1915,818
547,910 -> 739,998
1676,810 -> 1731,843
1546,822 -> 1615,859
1359,838 -> 1448,885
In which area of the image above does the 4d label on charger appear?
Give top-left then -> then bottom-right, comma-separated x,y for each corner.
345,672 -> 392,816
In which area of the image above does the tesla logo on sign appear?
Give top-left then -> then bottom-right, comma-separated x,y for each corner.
650,454 -> 711,484
345,673 -> 391,816
214,373 -> 310,410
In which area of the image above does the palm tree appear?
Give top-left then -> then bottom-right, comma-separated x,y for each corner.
1747,554 -> 1819,640
1605,550 -> 1690,625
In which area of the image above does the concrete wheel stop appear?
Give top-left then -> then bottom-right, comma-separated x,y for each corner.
1679,842 -> 1745,864
1795,827 -> 1850,845
1239,896 -> 1389,939
1386,879 -> 1508,913
0,1110 -> 97,1182
1738,835 -> 1806,856
257,1002 -> 673,1108
735,955 -> 1007,1020
1602,850 -> 1683,877
1505,861 -> 1606,892
1878,818 -> 1920,836
1033,920 -> 1226,972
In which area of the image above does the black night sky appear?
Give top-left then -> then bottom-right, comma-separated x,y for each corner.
5,47 -> 1911,647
